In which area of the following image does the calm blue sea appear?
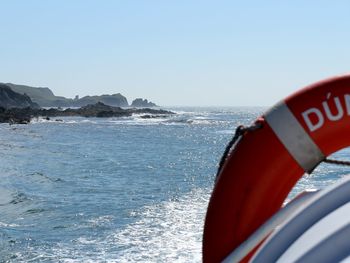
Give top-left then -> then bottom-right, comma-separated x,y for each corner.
0,107 -> 349,262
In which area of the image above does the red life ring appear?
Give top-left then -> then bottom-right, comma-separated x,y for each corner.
203,74 -> 350,262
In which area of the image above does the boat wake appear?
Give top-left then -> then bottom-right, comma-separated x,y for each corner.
111,188 -> 210,262
2,188 -> 210,262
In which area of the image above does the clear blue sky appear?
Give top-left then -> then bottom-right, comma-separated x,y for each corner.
1,1 -> 350,106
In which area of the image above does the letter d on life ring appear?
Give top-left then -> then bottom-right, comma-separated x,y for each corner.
203,74 -> 350,262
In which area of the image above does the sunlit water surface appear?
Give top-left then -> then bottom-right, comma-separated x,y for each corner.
0,107 -> 349,262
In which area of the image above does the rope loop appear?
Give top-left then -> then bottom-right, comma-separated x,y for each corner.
216,121 -> 263,179
216,121 -> 350,182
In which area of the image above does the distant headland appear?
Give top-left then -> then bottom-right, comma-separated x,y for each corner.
4,83 -> 158,108
0,83 -> 173,124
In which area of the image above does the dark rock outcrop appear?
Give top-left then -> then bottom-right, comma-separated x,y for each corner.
0,84 -> 39,109
131,108 -> 172,115
73,94 -> 128,108
0,107 -> 31,124
131,98 -> 157,108
0,102 -> 174,124
140,114 -> 168,119
74,102 -> 130,117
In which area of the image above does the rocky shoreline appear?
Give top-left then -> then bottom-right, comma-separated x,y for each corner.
6,83 -> 158,108
0,102 -> 175,124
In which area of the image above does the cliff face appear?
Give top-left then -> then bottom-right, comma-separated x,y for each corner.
7,83 -> 72,107
7,83 -> 159,108
0,84 -> 39,108
7,83 -> 129,108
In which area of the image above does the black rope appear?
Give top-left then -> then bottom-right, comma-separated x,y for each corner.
324,158 -> 350,166
217,125 -> 245,173
216,122 -> 350,182
216,122 -> 263,178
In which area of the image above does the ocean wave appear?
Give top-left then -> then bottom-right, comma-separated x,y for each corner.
0,106 -> 265,262
28,110 -> 233,127
31,117 -> 98,125
86,215 -> 114,228
22,172 -> 63,184
0,187 -> 14,206
159,115 -> 230,126
0,221 -> 20,227
9,192 -> 30,205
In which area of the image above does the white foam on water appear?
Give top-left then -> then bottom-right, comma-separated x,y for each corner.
80,120 -> 97,124
107,115 -> 170,126
28,108 -> 231,127
0,222 -> 20,227
189,119 -> 226,125
216,129 -> 234,134
86,215 -> 114,228
13,188 -> 210,262
110,188 -> 210,263
30,117 -> 99,125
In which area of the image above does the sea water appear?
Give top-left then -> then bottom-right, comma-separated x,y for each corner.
0,107 -> 349,262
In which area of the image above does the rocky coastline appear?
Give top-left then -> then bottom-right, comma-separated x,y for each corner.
0,102 -> 174,125
6,83 -> 158,108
